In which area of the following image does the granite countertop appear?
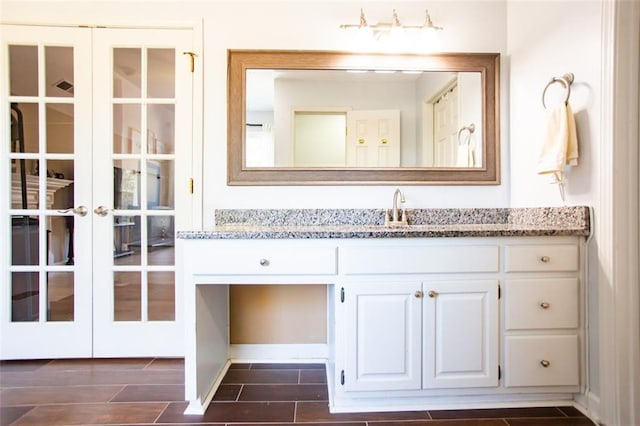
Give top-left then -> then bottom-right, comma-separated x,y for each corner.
177,206 -> 590,240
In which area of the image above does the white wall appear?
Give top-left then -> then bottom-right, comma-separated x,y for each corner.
0,0 -> 510,223
507,0 -> 603,416
507,1 -> 601,207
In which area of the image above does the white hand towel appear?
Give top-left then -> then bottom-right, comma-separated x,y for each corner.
537,102 -> 579,183
456,143 -> 475,167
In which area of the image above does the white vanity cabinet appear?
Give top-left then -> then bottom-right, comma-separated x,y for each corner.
339,279 -> 499,393
503,243 -> 581,389
179,234 -> 586,415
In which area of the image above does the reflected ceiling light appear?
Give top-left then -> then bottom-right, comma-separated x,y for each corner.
340,8 -> 443,41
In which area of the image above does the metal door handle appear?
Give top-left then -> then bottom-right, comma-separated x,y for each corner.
94,205 -> 112,217
58,206 -> 88,217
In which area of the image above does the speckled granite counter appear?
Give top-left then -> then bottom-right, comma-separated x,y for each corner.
177,206 -> 590,239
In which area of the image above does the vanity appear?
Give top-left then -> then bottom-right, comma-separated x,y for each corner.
178,206 -> 590,414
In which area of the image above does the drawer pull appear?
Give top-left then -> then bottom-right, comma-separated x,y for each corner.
540,302 -> 551,309
259,258 -> 269,266
540,255 -> 551,263
428,290 -> 438,298
540,359 -> 551,368
415,291 -> 424,298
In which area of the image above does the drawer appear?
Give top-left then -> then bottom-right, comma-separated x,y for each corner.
504,244 -> 578,272
340,245 -> 499,274
504,278 -> 578,330
504,335 -> 579,387
201,246 -> 337,275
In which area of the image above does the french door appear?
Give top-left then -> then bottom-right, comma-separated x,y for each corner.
1,24 -> 194,359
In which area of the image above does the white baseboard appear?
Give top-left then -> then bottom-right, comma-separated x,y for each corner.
586,391 -> 602,425
229,343 -> 328,362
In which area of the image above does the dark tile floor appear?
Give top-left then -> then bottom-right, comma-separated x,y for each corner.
0,359 -> 597,425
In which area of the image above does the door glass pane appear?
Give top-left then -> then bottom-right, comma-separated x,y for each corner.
45,159 -> 74,207
12,272 -> 39,322
46,214 -> 73,265
147,160 -> 174,209
114,215 -> 141,265
148,271 -> 175,321
114,160 -> 141,209
147,48 -> 175,98
45,46 -> 74,98
11,216 -> 39,265
113,48 -> 141,98
147,215 -> 174,266
113,104 -> 141,154
11,103 -> 39,154
46,104 -> 74,154
114,271 -> 141,321
9,45 -> 38,96
147,104 -> 174,154
47,271 -> 74,321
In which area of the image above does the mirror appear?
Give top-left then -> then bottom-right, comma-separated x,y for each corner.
228,50 -> 500,185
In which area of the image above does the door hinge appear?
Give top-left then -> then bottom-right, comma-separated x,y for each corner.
183,51 -> 197,73
341,369 -> 345,385
498,284 -> 501,299
498,365 -> 501,380
189,178 -> 194,194
340,287 -> 345,303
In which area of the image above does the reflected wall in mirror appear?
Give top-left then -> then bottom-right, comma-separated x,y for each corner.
228,50 -> 500,185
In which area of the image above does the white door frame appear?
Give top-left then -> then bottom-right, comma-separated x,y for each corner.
596,1 -> 640,425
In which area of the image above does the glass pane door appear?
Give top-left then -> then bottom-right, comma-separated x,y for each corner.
2,25 -> 93,359
92,28 -> 192,356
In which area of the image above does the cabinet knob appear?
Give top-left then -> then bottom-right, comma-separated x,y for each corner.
540,359 -> 551,368
428,290 -> 438,298
414,291 -> 424,298
540,255 -> 551,263
259,258 -> 269,266
540,302 -> 551,309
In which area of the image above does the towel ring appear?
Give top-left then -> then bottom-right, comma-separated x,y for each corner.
457,123 -> 475,144
542,72 -> 574,109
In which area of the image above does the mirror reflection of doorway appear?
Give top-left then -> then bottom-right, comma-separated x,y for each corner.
293,111 -> 346,167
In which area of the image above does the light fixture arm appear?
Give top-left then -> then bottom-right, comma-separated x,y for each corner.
340,8 -> 443,33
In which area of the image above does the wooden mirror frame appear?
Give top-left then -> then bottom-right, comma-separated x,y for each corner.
227,50 -> 500,185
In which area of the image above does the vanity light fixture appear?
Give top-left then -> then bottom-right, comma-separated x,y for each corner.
340,8 -> 443,42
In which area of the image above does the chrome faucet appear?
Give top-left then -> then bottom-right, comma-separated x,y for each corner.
386,188 -> 408,225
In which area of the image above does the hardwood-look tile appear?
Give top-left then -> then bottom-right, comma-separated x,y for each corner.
251,363 -> 325,370
506,419 -> 597,426
430,407 -> 565,420
557,406 -> 588,417
299,368 -> 327,384
0,360 -> 50,373
212,384 -> 242,401
9,402 -> 167,426
239,423 -> 366,426
221,369 -> 299,384
295,401 -> 430,422
157,401 -> 295,423
0,406 -> 33,426
229,363 -> 252,369
239,384 -> 328,401
145,358 -> 185,370
42,358 -> 153,371
0,385 -> 123,405
110,384 -> 184,402
0,368 -> 183,387
371,421 -> 508,426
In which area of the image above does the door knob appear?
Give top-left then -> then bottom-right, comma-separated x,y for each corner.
428,290 -> 438,298
94,205 -> 111,217
58,206 -> 88,217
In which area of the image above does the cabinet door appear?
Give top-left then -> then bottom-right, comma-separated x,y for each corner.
343,282 -> 422,391
423,280 -> 499,388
